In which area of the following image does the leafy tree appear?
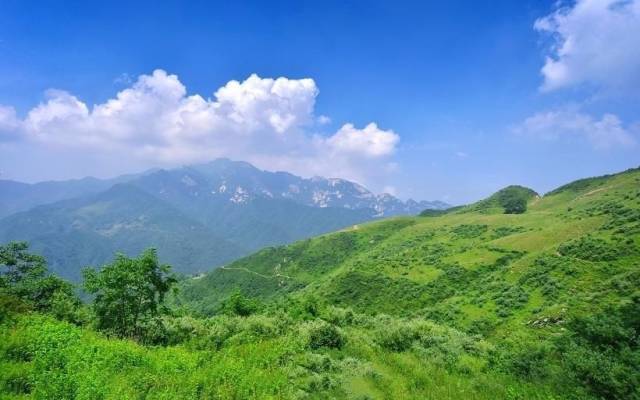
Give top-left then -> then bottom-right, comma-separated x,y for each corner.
0,241 -> 79,320
503,197 -> 527,214
83,248 -> 176,340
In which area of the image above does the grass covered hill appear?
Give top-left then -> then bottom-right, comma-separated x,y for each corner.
178,168 -> 639,318
1,167 -> 639,399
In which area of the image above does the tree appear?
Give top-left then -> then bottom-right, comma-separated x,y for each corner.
0,241 -> 46,291
83,249 -> 176,340
503,197 -> 527,214
0,241 -> 78,318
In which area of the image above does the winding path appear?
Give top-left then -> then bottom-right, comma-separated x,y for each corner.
219,265 -> 292,280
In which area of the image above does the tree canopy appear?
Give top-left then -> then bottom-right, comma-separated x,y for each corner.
83,248 -> 176,340
0,241 -> 78,320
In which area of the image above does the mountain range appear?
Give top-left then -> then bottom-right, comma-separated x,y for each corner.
0,158 -> 448,280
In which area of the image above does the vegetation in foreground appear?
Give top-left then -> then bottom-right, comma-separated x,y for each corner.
1,167 -> 640,399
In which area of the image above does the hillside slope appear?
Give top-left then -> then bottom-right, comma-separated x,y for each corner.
181,167 -> 640,316
174,168 -> 640,398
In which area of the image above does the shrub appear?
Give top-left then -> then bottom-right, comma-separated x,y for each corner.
558,236 -> 633,262
0,362 -> 32,395
303,320 -> 345,350
492,284 -> 529,318
491,340 -> 553,380
556,299 -> 640,399
451,224 -> 488,239
322,306 -> 354,326
375,322 -> 418,352
222,289 -> 260,317
491,226 -> 526,239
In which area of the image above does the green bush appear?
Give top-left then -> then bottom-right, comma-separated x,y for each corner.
0,362 -> 32,395
451,224 -> 488,239
221,289 -> 260,317
322,306 -> 354,326
558,236 -> 634,262
303,320 -> 345,350
375,321 -> 418,352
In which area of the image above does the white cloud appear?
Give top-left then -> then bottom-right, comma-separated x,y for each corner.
0,69 -> 399,186
513,109 -> 636,149
325,123 -> 399,158
0,106 -> 20,140
535,0 -> 640,92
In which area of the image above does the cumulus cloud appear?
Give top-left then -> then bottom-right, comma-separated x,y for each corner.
534,0 -> 640,92
0,106 -> 20,140
513,109 -> 637,149
325,123 -> 399,158
0,70 -> 399,185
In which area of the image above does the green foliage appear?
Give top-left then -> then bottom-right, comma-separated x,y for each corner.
0,241 -> 81,322
491,340 -> 554,380
557,298 -> 640,399
558,235 -> 635,261
497,186 -> 536,214
374,320 -> 419,352
303,320 -> 345,350
451,224 -> 488,239
491,226 -> 527,239
83,248 -> 176,341
221,289 -> 260,316
503,197 -> 527,214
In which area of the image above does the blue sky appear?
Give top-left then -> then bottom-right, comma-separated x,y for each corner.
0,0 -> 638,204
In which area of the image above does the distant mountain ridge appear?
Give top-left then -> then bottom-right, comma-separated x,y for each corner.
131,159 -> 448,217
0,159 -> 448,219
0,159 -> 448,280
0,170 -> 155,219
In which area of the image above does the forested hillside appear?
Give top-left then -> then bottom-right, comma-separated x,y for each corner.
1,167 -> 639,399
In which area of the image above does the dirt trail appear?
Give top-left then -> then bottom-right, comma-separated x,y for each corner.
571,186 -> 610,202
219,266 -> 292,280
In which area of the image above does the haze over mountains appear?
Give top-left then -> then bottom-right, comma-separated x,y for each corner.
0,158 -> 448,280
